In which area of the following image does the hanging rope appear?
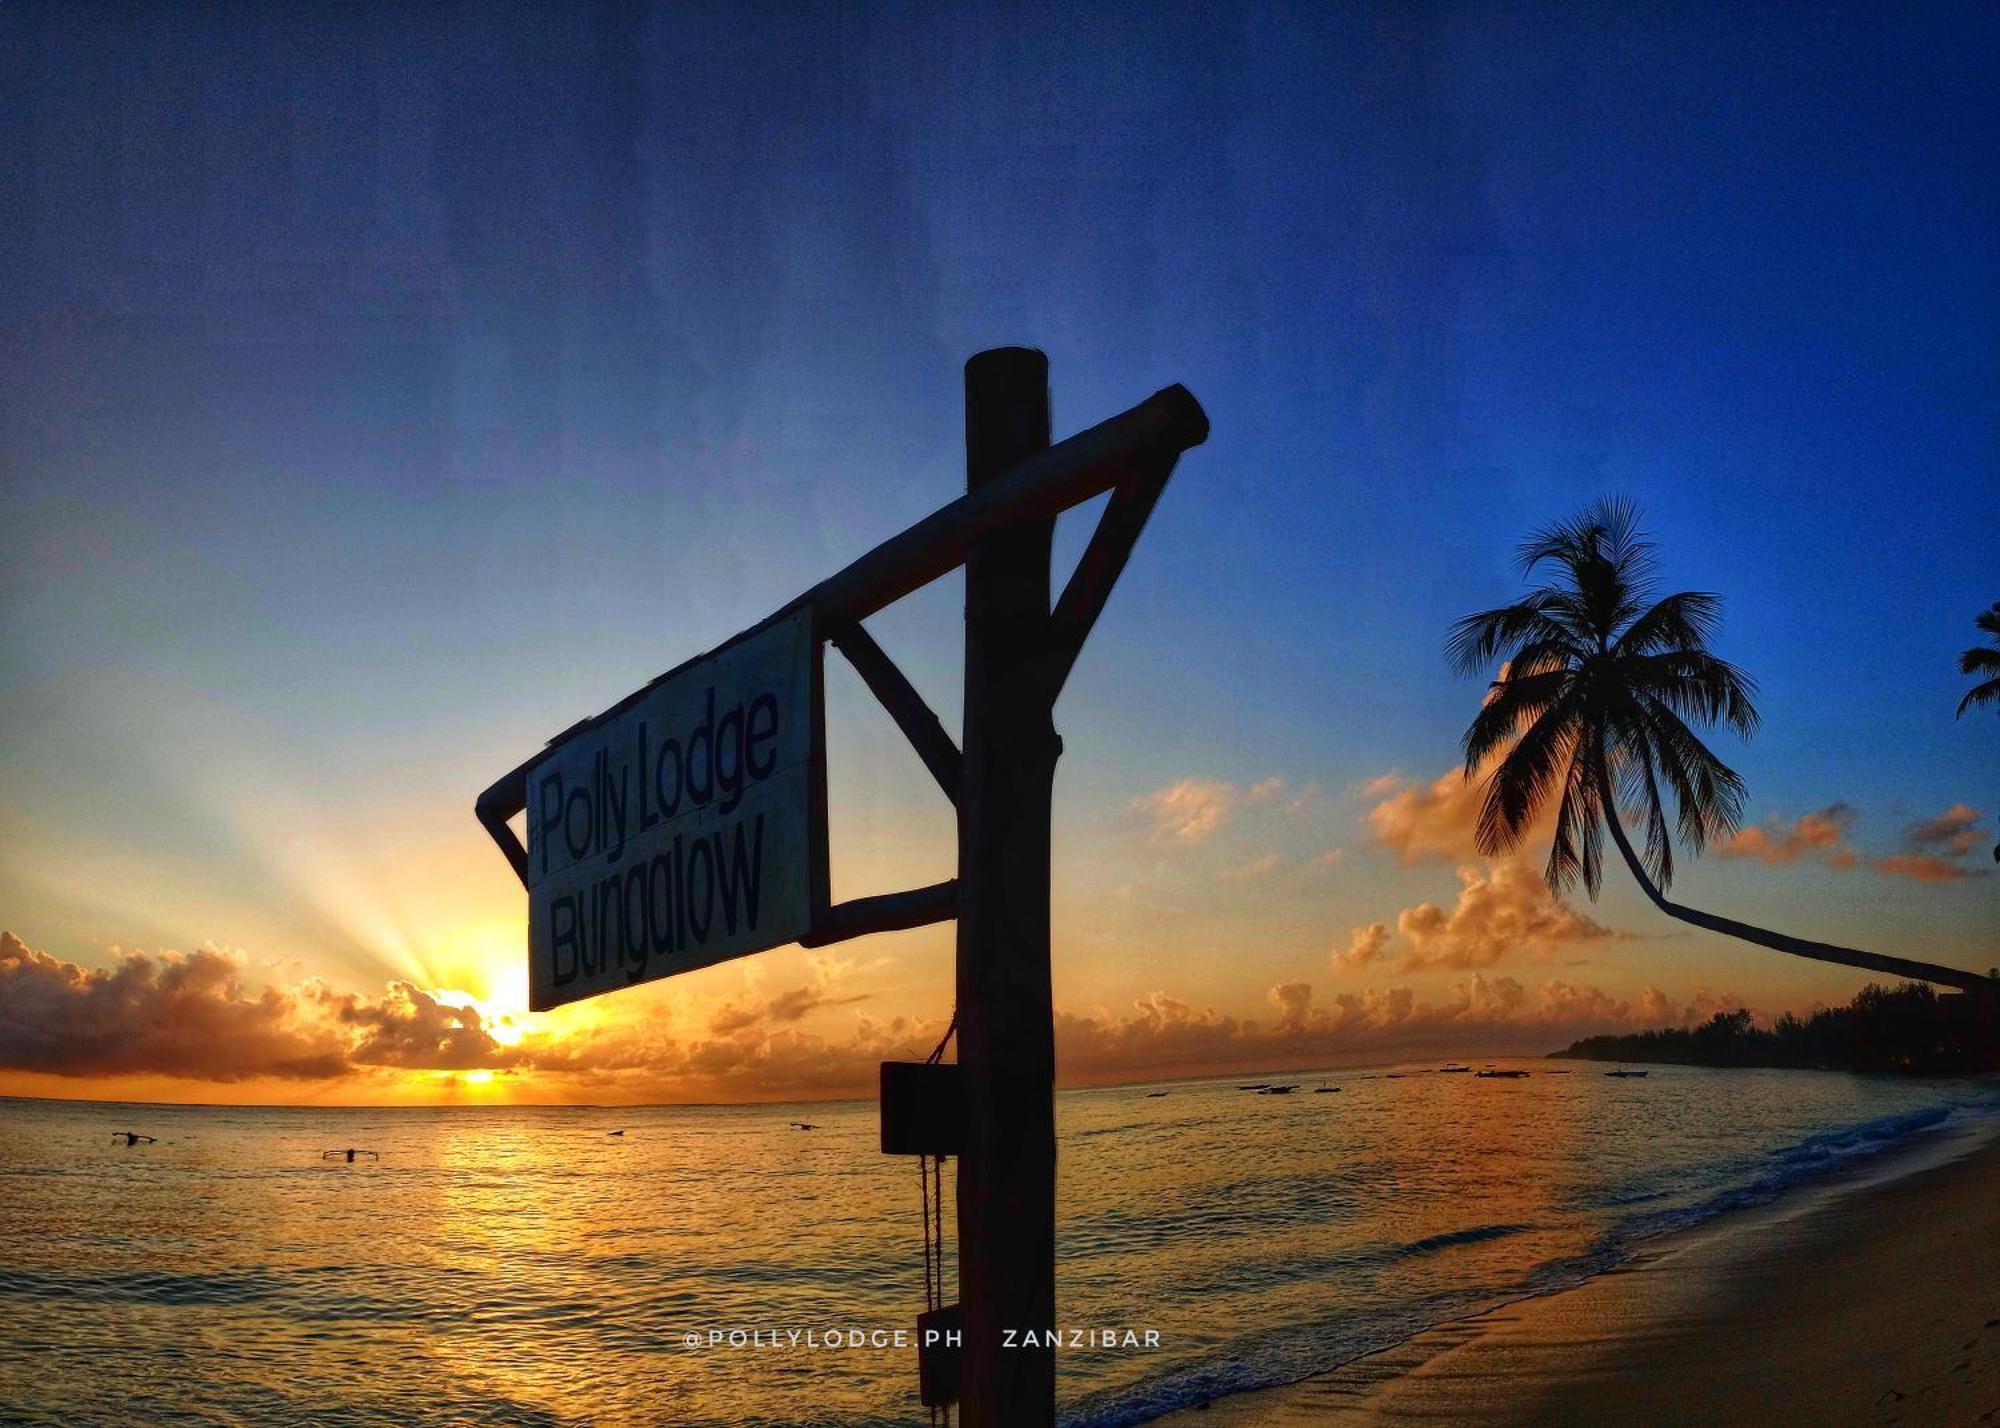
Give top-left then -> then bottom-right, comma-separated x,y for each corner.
920,1150 -> 953,1427
919,1006 -> 956,1427
931,1154 -> 947,1308
925,1011 -> 957,1065
920,1005 -> 956,1314
920,1154 -> 937,1309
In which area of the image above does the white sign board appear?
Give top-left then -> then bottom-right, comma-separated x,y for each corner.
526,609 -> 818,1010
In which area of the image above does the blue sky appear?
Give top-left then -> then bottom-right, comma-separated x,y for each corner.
2,1 -> 1995,1099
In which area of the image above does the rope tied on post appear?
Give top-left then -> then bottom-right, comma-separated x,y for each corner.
920,1005 -> 956,1426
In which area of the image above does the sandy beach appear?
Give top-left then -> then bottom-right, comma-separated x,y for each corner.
1154,1117 -> 2000,1427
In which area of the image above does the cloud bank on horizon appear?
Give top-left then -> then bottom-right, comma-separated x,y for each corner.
2,762 -> 1986,1105
0,927 -> 1784,1105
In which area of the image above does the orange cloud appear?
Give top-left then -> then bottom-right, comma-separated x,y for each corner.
1338,922 -> 1391,969
1269,979 -> 1315,1030
1251,778 -> 1320,813
1134,775 -> 1319,847
1361,754 -> 1575,869
707,983 -> 868,1035
1717,804 -> 1858,869
1534,979 -> 1629,1024
1906,804 -> 1984,858
1334,863 -> 1617,974
1633,982 -> 1757,1028
1711,799 -> 1989,883
1394,863 -> 1617,970
1364,766 -> 1492,865
1873,854 -> 1975,884
0,931 -> 348,1080
1049,972 -> 1655,1081
1134,778 -> 1237,844
1874,805 -> 1988,882
1686,985 -> 1753,1023
1637,985 -> 1677,1025
324,981 -> 517,1071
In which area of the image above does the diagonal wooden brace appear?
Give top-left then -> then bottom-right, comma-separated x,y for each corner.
830,621 -> 963,805
1046,449 -> 1181,696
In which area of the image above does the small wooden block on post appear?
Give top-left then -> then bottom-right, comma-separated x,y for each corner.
880,1061 -> 963,1157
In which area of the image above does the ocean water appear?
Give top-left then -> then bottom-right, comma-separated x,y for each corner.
1,1064 -> 1995,1428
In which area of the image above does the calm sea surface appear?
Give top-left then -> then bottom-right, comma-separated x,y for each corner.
2,1064 -> 1995,1427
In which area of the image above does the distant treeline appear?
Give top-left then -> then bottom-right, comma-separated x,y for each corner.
1557,983 -> 1999,1074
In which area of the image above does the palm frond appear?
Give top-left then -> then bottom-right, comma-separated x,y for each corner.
1635,748 -> 1674,890
1445,595 -> 1582,676
1516,498 -> 1649,580
1518,498 -> 1656,643
1957,676 -> 2000,718
1544,730 -> 1604,897
1597,695 -> 1677,889
1475,696 -> 1581,858
1954,604 -> 2000,718
1635,695 -> 1748,851
1625,649 -> 1761,736
1614,591 -> 1724,657
1462,667 -> 1573,771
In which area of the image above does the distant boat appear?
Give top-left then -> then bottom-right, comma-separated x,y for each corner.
1260,1084 -> 1301,1095
790,1121 -> 819,1130
1146,1091 -> 1170,1098
1475,1070 -> 1529,1079
1313,1082 -> 1340,1094
1438,1065 -> 1471,1074
1605,1069 -> 1650,1078
1237,1083 -> 1269,1091
1384,1073 -> 1407,1080
606,1129 -> 626,1137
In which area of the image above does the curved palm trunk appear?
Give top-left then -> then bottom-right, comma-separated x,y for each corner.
1591,763 -> 1993,995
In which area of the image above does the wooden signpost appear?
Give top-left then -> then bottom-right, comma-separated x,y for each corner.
476,349 -> 1207,1426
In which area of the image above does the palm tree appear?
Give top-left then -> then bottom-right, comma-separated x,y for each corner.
1449,499 -> 1990,994
1957,601 -> 2000,863
1957,603 -> 2000,719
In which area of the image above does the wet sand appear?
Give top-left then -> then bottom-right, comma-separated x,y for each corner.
1154,1121 -> 2000,1427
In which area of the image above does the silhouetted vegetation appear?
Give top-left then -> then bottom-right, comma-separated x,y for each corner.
1956,601 -> 2000,723
1955,601 -> 2000,864
1556,983 -> 1999,1074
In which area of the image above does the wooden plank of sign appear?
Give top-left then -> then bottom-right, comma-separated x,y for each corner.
523,609 -> 815,1010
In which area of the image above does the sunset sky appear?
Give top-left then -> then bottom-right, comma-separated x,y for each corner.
3,2 -> 1995,1105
